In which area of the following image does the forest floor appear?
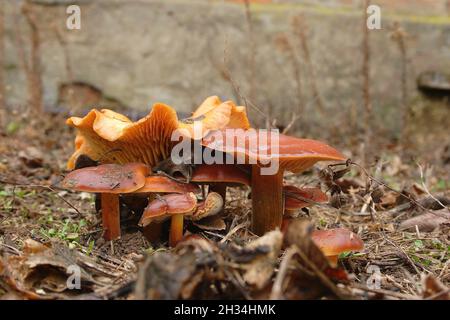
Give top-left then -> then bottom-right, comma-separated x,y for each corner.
0,108 -> 449,300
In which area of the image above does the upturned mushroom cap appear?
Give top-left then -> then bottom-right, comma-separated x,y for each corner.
188,96 -> 251,133
311,228 -> 364,257
67,97 -> 251,169
139,193 -> 198,227
202,129 -> 345,174
66,105 -> 178,170
61,163 -> 150,193
284,185 -> 328,210
191,164 -> 250,186
136,175 -> 200,194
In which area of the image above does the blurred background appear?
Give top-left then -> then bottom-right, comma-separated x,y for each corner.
0,2 -> 449,296
0,0 -> 449,161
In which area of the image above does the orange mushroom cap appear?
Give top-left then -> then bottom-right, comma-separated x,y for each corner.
66,97 -> 251,170
136,175 -> 200,194
139,193 -> 198,227
66,105 -> 179,170
191,164 -> 250,186
61,163 -> 150,193
202,129 -> 345,174
284,185 -> 328,210
311,228 -> 364,257
188,96 -> 251,133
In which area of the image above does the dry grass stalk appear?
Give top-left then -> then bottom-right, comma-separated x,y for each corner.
275,34 -> 304,117
243,0 -> 256,104
292,15 -> 325,116
389,22 -> 410,140
270,246 -> 297,300
221,41 -> 272,128
362,0 -> 372,141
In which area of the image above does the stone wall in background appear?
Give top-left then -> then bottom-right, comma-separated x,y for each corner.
3,0 -> 450,132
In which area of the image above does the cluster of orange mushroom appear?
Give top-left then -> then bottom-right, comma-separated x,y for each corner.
61,96 -> 364,260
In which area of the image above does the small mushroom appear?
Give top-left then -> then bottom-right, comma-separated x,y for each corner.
139,193 -> 198,247
61,163 -> 150,241
191,164 -> 250,209
61,164 -> 199,241
138,175 -> 199,194
139,192 -> 224,247
311,228 -> 364,265
202,129 -> 345,235
284,185 -> 328,216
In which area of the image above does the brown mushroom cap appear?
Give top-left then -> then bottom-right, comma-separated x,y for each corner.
201,129 -> 344,235
311,228 -> 364,257
139,193 -> 197,227
61,163 -> 150,193
284,185 -> 328,210
191,164 -> 250,186
202,129 -> 345,173
136,175 -> 200,194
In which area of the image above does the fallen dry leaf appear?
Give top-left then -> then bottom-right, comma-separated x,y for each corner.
135,237 -> 225,299
134,250 -> 197,299
240,231 -> 282,290
0,239 -> 117,299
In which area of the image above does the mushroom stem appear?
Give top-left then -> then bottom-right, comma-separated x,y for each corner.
209,184 -> 226,214
251,166 -> 284,236
169,214 -> 184,247
101,193 -> 121,241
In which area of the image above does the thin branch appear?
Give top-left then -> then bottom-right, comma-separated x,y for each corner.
282,113 -> 300,135
416,162 -> 448,211
349,161 -> 450,219
351,283 -> 420,300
